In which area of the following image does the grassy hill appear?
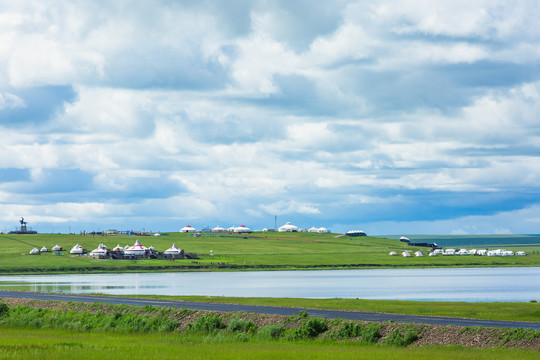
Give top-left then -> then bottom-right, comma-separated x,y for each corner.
0,232 -> 538,274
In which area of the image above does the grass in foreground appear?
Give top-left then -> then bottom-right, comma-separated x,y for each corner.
0,327 -> 538,360
113,295 -> 540,323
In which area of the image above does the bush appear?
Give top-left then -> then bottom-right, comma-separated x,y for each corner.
287,318 -> 328,340
187,314 -> 225,334
258,324 -> 285,339
385,325 -> 419,346
0,302 -> 8,317
336,322 -> 381,343
227,317 -> 256,334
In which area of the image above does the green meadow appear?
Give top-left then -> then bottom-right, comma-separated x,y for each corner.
0,232 -> 538,273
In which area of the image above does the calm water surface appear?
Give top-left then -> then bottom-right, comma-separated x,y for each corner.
0,267 -> 538,302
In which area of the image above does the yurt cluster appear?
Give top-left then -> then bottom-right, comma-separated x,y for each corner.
393,248 -> 527,257
28,240 -> 188,260
180,222 -> 333,233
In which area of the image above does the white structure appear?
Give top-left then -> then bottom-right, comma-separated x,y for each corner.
456,249 -> 470,256
29,248 -> 40,255
262,228 -> 269,232
112,244 -> 125,253
317,227 -> 329,233
70,244 -> 84,255
153,233 -> 161,237
400,236 -> 410,242
516,251 -> 526,256
51,244 -> 63,251
415,251 -> 424,257
389,251 -> 397,256
443,249 -> 455,256
428,252 -> 437,256
180,225 -> 197,233
124,240 -> 146,256
308,226 -> 318,233
234,225 -> 251,233
212,226 -> 225,232
278,222 -> 299,232
89,244 -> 108,257
40,246 -> 48,252
477,249 -> 488,256
346,230 -> 366,236
402,251 -> 411,257
433,249 -> 443,254
469,249 -> 477,255
164,243 -> 183,255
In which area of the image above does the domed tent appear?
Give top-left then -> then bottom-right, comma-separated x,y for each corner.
70,244 -> 84,255
89,244 -> 108,258
318,227 -> 329,233
234,225 -> 251,233
164,243 -> 183,256
125,239 -> 146,256
51,244 -> 63,251
346,230 -> 366,237
308,226 -> 318,233
29,247 -> 40,255
212,226 -> 225,232
389,251 -> 397,256
278,222 -> 298,232
180,225 -> 197,233
40,246 -> 48,252
112,244 -> 125,253
399,236 -> 410,242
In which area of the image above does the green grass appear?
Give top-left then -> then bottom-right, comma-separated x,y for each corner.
0,232 -> 538,274
0,327 -> 538,360
112,295 -> 540,322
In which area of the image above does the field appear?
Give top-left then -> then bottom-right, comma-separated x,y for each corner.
0,232 -> 539,273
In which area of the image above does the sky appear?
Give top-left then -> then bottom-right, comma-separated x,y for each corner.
1,0 -> 540,235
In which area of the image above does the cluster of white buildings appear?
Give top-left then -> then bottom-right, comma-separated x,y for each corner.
263,222 -> 329,233
391,248 -> 526,257
179,222 -> 331,234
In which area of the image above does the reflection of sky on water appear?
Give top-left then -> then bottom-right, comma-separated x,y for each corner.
0,267 -> 538,302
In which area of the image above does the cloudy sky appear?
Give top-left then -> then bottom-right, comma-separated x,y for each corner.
1,0 -> 540,235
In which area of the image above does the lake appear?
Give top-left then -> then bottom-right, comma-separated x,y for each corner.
0,267 -> 538,302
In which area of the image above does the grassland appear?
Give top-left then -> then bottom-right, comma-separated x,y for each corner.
120,295 -> 540,322
0,232 -> 538,274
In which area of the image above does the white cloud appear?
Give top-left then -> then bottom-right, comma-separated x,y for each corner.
0,92 -> 25,109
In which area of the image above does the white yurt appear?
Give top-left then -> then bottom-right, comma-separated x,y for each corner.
29,248 -> 40,255
40,246 -> 48,252
433,249 -> 443,254
164,243 -> 183,255
262,228 -> 269,232
415,251 -> 424,257
234,225 -> 251,233
212,226 -> 225,232
402,251 -> 411,257
389,251 -> 397,256
428,252 -> 437,256
278,222 -> 299,232
318,227 -> 329,233
89,244 -> 108,257
180,225 -> 197,233
308,226 -> 318,233
124,239 -> 146,256
400,236 -> 410,242
456,249 -> 470,255
112,244 -> 125,253
70,244 -> 84,254
154,233 -> 161,237
51,244 -> 63,251
516,251 -> 526,256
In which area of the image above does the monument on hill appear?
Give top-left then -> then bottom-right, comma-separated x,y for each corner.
9,217 -> 38,234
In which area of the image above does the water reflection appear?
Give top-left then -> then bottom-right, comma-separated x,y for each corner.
0,267 -> 539,302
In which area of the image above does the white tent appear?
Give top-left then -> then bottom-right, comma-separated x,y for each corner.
389,251 -> 397,256
456,249 -> 470,255
262,228 -> 269,232
402,251 -> 411,257
400,236 -> 410,242
164,243 -> 183,255
212,226 -> 225,232
180,225 -> 197,233
346,230 -> 366,236
40,246 -> 48,252
415,251 -> 423,257
70,244 -> 84,254
112,244 -> 125,253
51,244 -> 63,251
29,248 -> 40,255
89,244 -> 108,257
278,222 -> 298,232
428,252 -> 437,256
318,227 -> 329,233
308,226 -> 318,232
516,251 -> 526,256
154,233 -> 161,237
234,225 -> 251,233
124,239 -> 146,256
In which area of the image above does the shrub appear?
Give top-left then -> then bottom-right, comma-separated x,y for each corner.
187,314 -> 225,334
227,317 -> 256,334
385,325 -> 419,346
336,322 -> 381,343
258,324 -> 285,339
287,318 -> 328,340
0,302 -> 8,317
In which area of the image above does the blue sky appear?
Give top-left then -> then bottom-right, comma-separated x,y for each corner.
1,0 -> 540,235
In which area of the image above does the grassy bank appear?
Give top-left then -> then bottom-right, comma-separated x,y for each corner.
0,299 -> 538,359
2,327 -> 538,360
0,232 -> 538,274
117,295 -> 540,322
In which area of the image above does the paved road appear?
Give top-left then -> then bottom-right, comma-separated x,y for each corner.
1,290 -> 538,330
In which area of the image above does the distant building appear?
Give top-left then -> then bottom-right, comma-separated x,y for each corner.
278,222 -> 298,232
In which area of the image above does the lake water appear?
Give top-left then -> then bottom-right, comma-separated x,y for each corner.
0,267 -> 538,302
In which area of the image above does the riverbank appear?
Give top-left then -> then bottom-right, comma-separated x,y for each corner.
1,233 -> 538,274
